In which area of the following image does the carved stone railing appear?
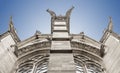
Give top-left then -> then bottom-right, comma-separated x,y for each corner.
71,41 -> 101,56
16,41 -> 51,56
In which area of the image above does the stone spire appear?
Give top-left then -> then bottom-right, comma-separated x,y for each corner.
107,16 -> 113,32
9,16 -> 15,32
8,16 -> 21,42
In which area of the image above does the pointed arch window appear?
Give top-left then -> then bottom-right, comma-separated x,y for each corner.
76,63 -> 84,73
16,55 -> 49,73
35,62 -> 48,73
17,63 -> 33,73
74,55 -> 104,73
86,63 -> 102,73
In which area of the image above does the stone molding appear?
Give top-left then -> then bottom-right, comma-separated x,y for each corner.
16,41 -> 51,57
71,41 -> 101,56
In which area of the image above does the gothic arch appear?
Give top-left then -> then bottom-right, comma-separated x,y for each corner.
15,54 -> 49,73
86,63 -> 103,73
13,40 -> 50,73
74,55 -> 104,73
16,60 -> 33,73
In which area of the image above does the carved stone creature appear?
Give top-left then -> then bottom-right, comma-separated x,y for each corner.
66,6 -> 74,17
46,9 -> 56,18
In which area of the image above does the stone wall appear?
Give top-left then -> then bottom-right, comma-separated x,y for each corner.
103,34 -> 120,73
0,34 -> 17,73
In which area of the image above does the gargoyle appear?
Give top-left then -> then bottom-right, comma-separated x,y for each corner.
46,9 -> 56,17
66,6 -> 74,17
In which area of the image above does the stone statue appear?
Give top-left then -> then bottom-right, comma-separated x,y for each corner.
66,6 -> 74,17
46,9 -> 56,18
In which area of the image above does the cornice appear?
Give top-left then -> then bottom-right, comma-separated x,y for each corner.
17,34 -> 52,47
16,41 -> 51,57
70,33 -> 101,45
71,41 -> 101,56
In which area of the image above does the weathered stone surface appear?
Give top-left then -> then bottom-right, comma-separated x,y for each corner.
0,34 -> 17,73
53,32 -> 69,38
48,53 -> 76,73
54,26 -> 67,31
103,35 -> 120,73
52,41 -> 71,50
54,21 -> 66,25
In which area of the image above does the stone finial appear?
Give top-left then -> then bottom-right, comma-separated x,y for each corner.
107,16 -> 113,32
46,9 -> 56,18
35,30 -> 41,39
80,32 -> 84,39
66,6 -> 74,18
35,30 -> 41,35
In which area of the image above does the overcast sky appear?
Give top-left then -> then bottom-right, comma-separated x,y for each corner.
0,0 -> 120,41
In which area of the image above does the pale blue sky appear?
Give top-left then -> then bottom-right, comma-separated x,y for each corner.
0,0 -> 120,41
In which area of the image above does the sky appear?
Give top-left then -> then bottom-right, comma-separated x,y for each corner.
0,0 -> 120,41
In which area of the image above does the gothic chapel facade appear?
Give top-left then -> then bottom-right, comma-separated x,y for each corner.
0,7 -> 120,73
